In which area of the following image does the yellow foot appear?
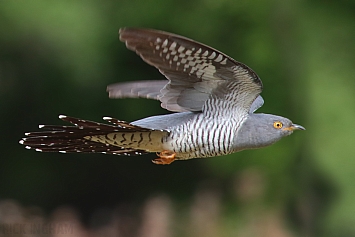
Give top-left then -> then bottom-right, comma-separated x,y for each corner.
152,150 -> 176,165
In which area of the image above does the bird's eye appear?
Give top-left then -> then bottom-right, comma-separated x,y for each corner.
273,121 -> 283,129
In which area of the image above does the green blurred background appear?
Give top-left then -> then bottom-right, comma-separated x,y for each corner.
1,0 -> 355,236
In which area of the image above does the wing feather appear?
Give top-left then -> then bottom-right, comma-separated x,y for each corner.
119,28 -> 263,115
107,80 -> 167,100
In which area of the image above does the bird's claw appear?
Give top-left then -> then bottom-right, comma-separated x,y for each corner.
152,150 -> 176,165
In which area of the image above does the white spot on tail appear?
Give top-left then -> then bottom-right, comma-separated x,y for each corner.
19,140 -> 24,144
39,125 -> 45,128
103,116 -> 112,120
59,115 -> 67,119
35,148 -> 42,152
59,151 -> 66,153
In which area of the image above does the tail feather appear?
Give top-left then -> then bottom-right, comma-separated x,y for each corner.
19,115 -> 152,156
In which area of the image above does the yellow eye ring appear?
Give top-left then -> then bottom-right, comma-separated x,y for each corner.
273,121 -> 283,129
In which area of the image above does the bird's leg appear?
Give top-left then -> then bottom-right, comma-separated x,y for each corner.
152,150 -> 176,165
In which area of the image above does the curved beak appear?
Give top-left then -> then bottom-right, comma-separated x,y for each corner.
290,124 -> 305,131
283,123 -> 305,131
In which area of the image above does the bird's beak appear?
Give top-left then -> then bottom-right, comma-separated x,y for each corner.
283,124 -> 305,131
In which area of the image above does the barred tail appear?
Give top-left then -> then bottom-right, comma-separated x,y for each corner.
19,115 -> 167,156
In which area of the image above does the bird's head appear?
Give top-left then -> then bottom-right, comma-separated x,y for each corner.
232,113 -> 305,151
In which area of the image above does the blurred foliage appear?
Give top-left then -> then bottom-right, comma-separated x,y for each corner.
0,0 -> 354,236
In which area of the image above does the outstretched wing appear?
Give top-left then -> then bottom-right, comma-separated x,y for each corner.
119,28 -> 263,115
108,80 -> 167,100
108,80 -> 264,114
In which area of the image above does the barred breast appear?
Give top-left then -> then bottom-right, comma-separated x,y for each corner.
163,114 -> 244,159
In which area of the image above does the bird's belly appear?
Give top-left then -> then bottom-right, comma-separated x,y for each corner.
163,120 -> 237,160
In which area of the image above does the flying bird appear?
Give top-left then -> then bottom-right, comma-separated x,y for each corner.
19,28 -> 305,164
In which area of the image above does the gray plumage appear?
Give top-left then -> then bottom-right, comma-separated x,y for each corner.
20,28 -> 305,164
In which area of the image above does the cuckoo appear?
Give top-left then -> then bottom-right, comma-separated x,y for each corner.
19,28 -> 305,164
